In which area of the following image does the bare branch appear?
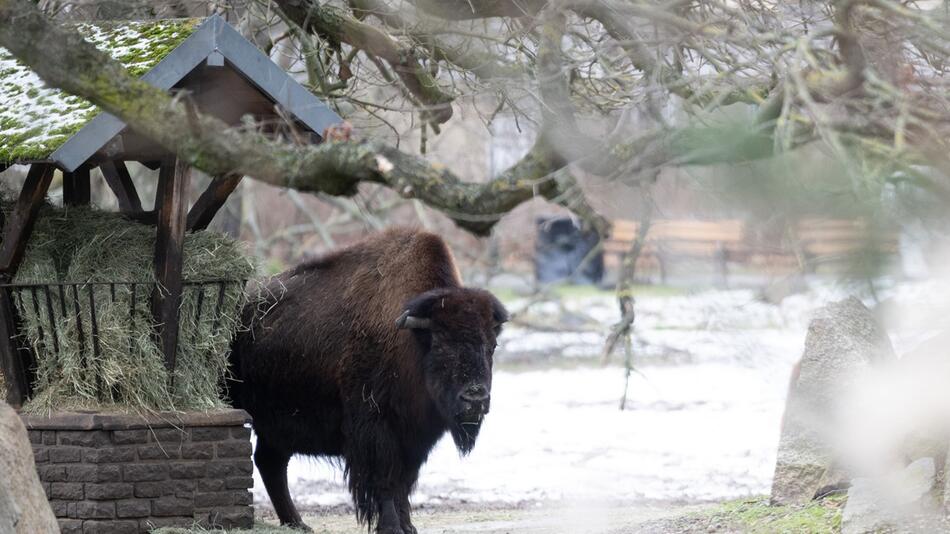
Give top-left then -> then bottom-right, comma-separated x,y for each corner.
273,0 -> 456,124
0,0 -> 606,236
407,0 -> 546,20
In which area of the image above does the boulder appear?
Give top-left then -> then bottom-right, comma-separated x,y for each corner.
0,478 -> 16,534
0,401 -> 59,533
842,457 -> 943,534
771,297 -> 896,505
893,330 -> 950,500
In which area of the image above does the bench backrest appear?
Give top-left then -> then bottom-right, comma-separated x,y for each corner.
608,219 -> 744,250
796,218 -> 899,256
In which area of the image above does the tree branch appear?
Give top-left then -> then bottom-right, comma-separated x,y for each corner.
0,0 -> 604,236
571,0 -> 772,107
273,0 -> 455,124
407,0 -> 546,20
348,0 -> 527,81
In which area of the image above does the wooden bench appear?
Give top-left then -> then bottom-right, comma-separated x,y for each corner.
795,218 -> 900,269
603,218 -> 901,282
604,219 -> 747,285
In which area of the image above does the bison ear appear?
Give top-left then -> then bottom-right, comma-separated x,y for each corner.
489,295 -> 509,336
491,295 -> 509,326
395,309 -> 432,330
396,289 -> 448,330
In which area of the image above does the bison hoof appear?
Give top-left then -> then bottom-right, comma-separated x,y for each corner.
376,526 -> 405,534
284,521 -> 313,532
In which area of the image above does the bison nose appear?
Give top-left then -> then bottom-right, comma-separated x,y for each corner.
459,384 -> 489,403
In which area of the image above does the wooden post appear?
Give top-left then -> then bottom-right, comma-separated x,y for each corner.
150,158 -> 190,375
187,174 -> 243,232
0,163 -> 54,407
714,242 -> 729,289
63,166 -> 91,207
99,160 -> 143,213
657,245 -> 669,285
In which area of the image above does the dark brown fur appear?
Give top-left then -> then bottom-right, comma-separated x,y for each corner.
228,228 -> 507,533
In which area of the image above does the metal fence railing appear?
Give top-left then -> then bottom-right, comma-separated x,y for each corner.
1,279 -> 245,400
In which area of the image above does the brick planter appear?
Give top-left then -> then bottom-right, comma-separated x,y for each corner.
21,409 -> 254,534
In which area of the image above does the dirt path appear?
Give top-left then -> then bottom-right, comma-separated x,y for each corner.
273,503 -> 717,533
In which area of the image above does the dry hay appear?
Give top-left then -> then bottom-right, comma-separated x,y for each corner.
1,200 -> 255,414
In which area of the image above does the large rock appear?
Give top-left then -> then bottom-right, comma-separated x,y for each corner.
0,401 -> 59,533
842,457 -> 943,534
771,297 -> 896,505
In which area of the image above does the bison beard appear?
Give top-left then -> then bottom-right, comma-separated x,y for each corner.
227,229 -> 507,533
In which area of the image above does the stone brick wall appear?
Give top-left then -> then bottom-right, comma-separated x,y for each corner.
21,409 -> 254,534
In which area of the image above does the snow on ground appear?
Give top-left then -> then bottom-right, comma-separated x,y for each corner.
252,280 -> 944,510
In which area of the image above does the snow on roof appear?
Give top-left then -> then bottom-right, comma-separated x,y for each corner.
0,18 -> 201,163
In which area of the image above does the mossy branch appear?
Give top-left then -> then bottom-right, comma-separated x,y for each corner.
0,0 -> 605,236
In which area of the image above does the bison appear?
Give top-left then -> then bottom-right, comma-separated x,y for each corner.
227,228 -> 508,533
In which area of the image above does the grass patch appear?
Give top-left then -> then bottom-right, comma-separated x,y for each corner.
702,496 -> 845,533
2,200 -> 256,413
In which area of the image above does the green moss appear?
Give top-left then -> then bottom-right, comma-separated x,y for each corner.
0,18 -> 201,162
700,496 -> 846,534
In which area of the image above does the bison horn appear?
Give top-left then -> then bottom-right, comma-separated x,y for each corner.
396,310 -> 432,330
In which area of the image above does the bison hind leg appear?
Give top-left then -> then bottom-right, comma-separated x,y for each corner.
255,437 -> 311,531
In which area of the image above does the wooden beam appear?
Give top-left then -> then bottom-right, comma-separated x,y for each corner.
0,163 -> 54,407
99,160 -> 143,213
123,210 -> 158,225
150,159 -> 190,375
0,290 -> 28,407
0,164 -> 54,274
187,174 -> 243,232
63,166 -> 91,207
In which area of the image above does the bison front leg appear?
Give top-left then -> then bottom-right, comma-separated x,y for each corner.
376,498 -> 404,534
396,490 -> 418,534
255,437 -> 311,531
344,421 -> 407,534
395,469 -> 420,534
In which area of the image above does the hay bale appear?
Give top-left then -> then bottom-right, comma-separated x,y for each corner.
1,200 -> 255,413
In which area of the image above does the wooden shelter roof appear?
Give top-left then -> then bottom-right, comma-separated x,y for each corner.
0,14 -> 341,170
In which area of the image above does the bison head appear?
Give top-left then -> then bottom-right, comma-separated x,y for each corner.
396,287 -> 508,454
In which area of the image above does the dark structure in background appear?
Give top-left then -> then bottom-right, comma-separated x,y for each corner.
535,216 -> 604,285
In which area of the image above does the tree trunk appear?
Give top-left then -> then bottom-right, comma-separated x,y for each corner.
0,401 -> 59,533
